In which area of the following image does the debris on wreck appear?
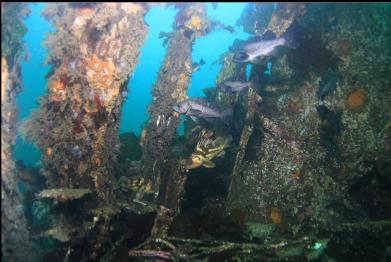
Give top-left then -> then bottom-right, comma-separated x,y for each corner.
267,3 -> 307,37
88,204 -> 121,222
37,188 -> 92,201
243,222 -> 277,242
43,225 -> 73,243
236,3 -> 275,36
236,3 -> 306,37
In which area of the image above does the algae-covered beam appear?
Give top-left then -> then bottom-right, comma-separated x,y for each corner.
130,235 -> 328,261
19,3 -> 150,259
141,3 -> 211,238
208,39 -> 260,212
225,87 -> 263,210
23,3 -> 149,200
1,3 -> 37,261
237,3 -> 306,36
142,4 -> 210,189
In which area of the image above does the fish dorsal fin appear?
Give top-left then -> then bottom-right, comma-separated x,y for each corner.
243,31 -> 279,53
190,108 -> 203,116
191,98 -> 221,111
191,97 -> 209,105
197,137 -> 212,150
246,31 -> 277,44
261,30 -> 277,40
189,115 -> 200,124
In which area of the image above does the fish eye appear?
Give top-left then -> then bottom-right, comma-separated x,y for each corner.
192,156 -> 201,163
234,51 -> 249,62
173,104 -> 183,113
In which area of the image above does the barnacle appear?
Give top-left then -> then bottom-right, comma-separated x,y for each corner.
171,73 -> 189,100
75,7 -> 94,17
1,59 -> 9,104
46,147 -> 53,156
49,91 -> 66,102
186,15 -> 203,32
85,99 -> 99,113
72,8 -> 94,39
267,3 -> 306,37
121,3 -> 143,14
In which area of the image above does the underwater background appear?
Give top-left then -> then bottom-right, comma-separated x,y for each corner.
13,2 -> 251,166
2,3 -> 391,262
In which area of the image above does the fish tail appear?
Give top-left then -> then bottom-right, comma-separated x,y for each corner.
282,28 -> 297,49
223,135 -> 233,148
221,108 -> 233,124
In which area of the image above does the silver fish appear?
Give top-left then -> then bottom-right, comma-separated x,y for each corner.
219,80 -> 252,93
192,59 -> 205,73
156,115 -> 161,127
172,98 -> 232,124
233,31 -> 295,64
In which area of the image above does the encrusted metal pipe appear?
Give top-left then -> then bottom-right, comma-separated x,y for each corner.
142,3 -> 211,239
24,3 -> 149,199
1,4 -> 37,261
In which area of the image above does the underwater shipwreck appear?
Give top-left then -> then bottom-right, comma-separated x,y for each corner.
1,2 -> 391,261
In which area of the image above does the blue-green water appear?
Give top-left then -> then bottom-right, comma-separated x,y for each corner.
3,3 -> 390,261
13,3 -> 53,166
13,2 -> 250,166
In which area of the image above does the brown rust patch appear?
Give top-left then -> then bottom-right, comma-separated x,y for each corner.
270,207 -> 283,225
